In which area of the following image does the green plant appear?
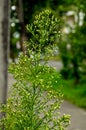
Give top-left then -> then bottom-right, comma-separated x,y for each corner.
0,9 -> 70,130
26,9 -> 60,52
54,79 -> 86,109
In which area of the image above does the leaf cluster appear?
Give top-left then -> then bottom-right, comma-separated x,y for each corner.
26,9 -> 60,52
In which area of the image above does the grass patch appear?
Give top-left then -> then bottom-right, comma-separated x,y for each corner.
53,79 -> 86,109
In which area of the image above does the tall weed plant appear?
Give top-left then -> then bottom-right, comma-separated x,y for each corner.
0,9 -> 70,130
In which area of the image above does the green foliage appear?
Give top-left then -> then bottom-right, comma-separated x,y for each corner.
0,9 -> 70,130
54,79 -> 86,109
26,9 -> 60,52
59,25 -> 86,83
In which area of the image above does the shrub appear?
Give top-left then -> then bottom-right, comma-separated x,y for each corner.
0,9 -> 70,130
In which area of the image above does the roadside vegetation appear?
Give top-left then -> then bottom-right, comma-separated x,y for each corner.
53,78 -> 86,109
50,55 -> 86,109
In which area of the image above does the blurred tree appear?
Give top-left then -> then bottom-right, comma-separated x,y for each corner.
0,0 -> 10,125
58,0 -> 86,83
16,0 -> 26,53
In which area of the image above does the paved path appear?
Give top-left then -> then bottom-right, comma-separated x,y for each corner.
60,101 -> 86,130
48,60 -> 63,72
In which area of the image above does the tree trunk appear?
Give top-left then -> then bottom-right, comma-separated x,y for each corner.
72,57 -> 80,84
0,0 -> 10,121
16,0 -> 26,53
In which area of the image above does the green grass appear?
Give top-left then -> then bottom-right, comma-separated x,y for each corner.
53,79 -> 86,109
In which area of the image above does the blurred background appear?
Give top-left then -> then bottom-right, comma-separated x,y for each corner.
10,0 -> 86,109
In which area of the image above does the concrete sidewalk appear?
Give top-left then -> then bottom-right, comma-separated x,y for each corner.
60,101 -> 86,130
